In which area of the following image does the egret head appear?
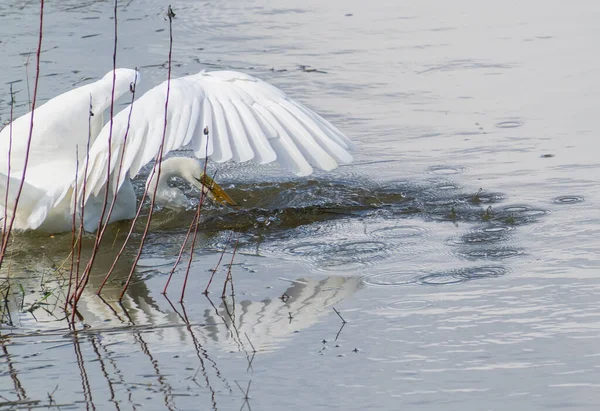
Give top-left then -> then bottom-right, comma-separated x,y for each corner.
101,69 -> 141,97
147,157 -> 237,209
182,158 -> 237,206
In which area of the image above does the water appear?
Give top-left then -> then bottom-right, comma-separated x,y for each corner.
1,0 -> 599,410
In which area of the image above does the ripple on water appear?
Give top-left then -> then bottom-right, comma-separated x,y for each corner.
283,239 -> 389,272
492,204 -> 549,225
317,240 -> 389,271
482,224 -> 515,233
445,228 -> 509,246
495,120 -> 523,128
362,266 -> 507,287
455,247 -> 523,260
375,299 -> 434,313
368,224 -> 429,240
284,242 -> 331,256
427,165 -> 467,175
553,195 -> 584,204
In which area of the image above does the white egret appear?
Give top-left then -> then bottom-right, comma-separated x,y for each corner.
0,69 -> 354,233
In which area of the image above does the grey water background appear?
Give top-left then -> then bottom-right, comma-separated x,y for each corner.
0,0 -> 599,410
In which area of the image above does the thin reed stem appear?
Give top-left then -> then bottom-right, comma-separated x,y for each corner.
118,5 -> 176,301
0,0 -> 44,266
179,131 -> 211,301
69,96 -> 94,310
65,146 -> 80,312
94,78 -> 138,296
72,0 -> 120,309
162,214 -> 197,294
203,232 -> 233,295
2,84 -> 15,242
221,236 -> 239,298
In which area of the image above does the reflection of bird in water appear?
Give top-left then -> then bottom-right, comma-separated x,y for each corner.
202,276 -> 361,352
0,69 -> 354,232
0,229 -> 167,327
4,231 -> 359,351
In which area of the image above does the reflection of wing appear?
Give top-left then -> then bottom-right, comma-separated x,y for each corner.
67,275 -> 360,354
202,276 -> 361,352
4,233 -> 359,352
81,70 -> 355,205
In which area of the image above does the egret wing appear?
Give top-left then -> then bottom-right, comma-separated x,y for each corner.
79,70 -> 354,204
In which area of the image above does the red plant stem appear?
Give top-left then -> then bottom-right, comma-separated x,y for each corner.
93,0 -> 119,236
178,138 -> 211,300
163,140 -> 211,295
65,147 -> 80,312
162,213 -> 196,294
69,96 -> 95,321
118,6 -> 175,301
221,236 -> 239,298
203,232 -> 232,295
2,84 -> 14,242
96,188 -> 147,295
0,0 -> 44,266
96,72 -> 137,241
73,96 -> 93,290
179,189 -> 208,302
71,0 -> 119,308
94,81 -> 138,296
70,97 -> 94,302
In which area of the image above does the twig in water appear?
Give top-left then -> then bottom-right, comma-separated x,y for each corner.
334,322 -> 346,341
244,332 -> 257,353
202,232 -> 233,295
235,380 -> 251,399
221,236 -> 240,299
179,126 -> 211,302
46,385 -> 58,407
332,306 -> 347,324
246,352 -> 255,373
69,93 -> 96,321
162,215 -> 196,294
65,146 -> 79,313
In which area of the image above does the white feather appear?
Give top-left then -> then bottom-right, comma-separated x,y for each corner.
0,69 -> 354,231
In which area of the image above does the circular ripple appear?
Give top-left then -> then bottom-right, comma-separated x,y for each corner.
284,242 -> 329,256
457,248 -> 522,260
419,266 -> 507,285
554,196 -> 584,204
376,300 -> 434,312
502,206 -> 543,215
317,241 -> 388,271
361,272 -> 420,287
418,272 -> 466,285
427,165 -> 467,175
496,205 -> 549,223
362,266 -> 507,287
437,184 -> 459,190
495,120 -> 523,128
329,241 -> 387,257
482,225 -> 515,233
369,225 -> 427,240
446,229 -> 507,246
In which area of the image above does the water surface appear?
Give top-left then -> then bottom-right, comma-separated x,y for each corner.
1,0 -> 599,410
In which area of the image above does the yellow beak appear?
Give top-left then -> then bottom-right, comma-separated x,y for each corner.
200,174 -> 238,206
